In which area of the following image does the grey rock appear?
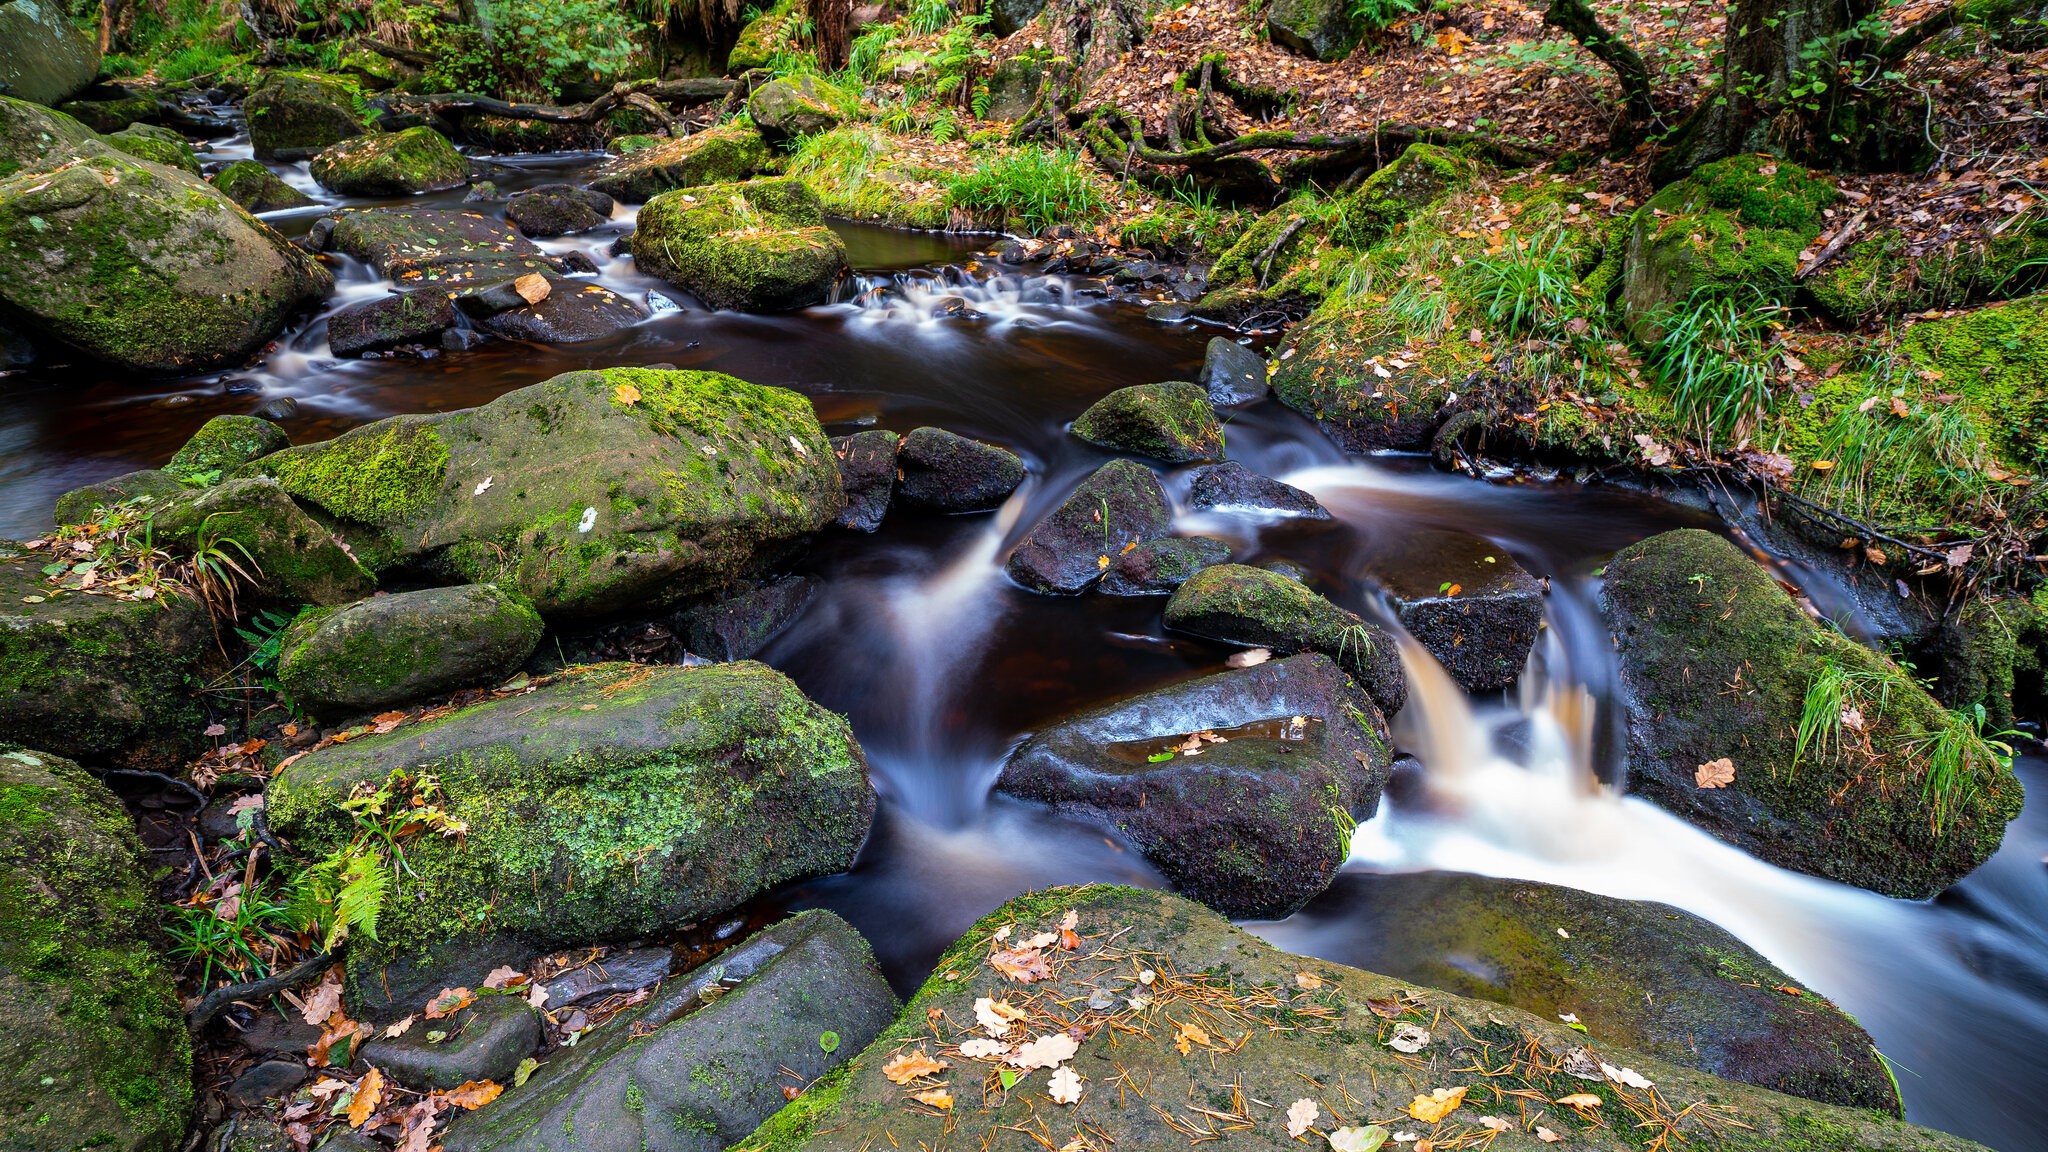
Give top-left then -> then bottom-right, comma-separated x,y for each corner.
831,429 -> 898,531
1186,461 -> 1328,519
1198,337 -> 1267,405
0,0 -> 100,107
1005,459 -> 1170,595
540,948 -> 673,1008
1100,536 -> 1232,596
227,1060 -> 310,1106
675,576 -> 816,661
360,995 -> 542,1091
896,427 -> 1026,513
54,469 -> 187,525
505,184 -> 614,237
1164,563 -> 1405,714
328,292 -> 459,357
478,280 -> 648,343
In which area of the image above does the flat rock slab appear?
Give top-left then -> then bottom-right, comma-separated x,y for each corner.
479,279 -> 649,344
895,427 -> 1024,513
322,209 -> 575,289
1369,528 -> 1543,693
360,995 -> 541,1091
1100,535 -> 1232,596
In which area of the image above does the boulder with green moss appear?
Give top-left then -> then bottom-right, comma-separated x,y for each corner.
148,477 -> 376,607
1005,459 -> 1170,594
1164,564 -> 1404,713
748,76 -> 850,142
0,94 -> 104,180
1069,382 -> 1223,463
0,152 -> 334,372
210,159 -> 316,213
738,884 -> 1986,1152
1265,0 -> 1363,59
1808,217 -> 2048,323
245,71 -> 372,160
0,0 -> 100,108
267,660 -> 876,1011
999,653 -> 1392,919
632,178 -> 849,312
278,584 -> 544,716
587,125 -> 771,203
310,126 -> 469,196
166,414 -> 291,482
252,367 -> 842,617
54,470 -> 187,525
1622,155 -> 1837,341
726,0 -> 803,73
54,86 -> 159,134
1293,870 -> 1898,1112
1101,535 -> 1232,595
0,744 -> 192,1152
440,911 -> 899,1152
316,208 -> 575,289
0,544 -> 215,770
1600,529 -> 2022,898
103,124 -> 200,174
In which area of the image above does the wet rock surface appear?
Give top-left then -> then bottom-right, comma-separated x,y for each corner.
505,184 -> 615,237
1006,459 -> 1171,594
359,995 -> 543,1091
276,583 -> 544,717
1186,461 -> 1329,519
1165,563 -> 1404,714
328,291 -> 461,356
674,576 -> 817,661
1100,535 -> 1233,596
1198,336 -> 1268,405
895,427 -> 1025,513
831,429 -> 900,531
1068,381 -> 1223,463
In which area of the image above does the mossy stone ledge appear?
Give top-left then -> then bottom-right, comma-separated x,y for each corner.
586,124 -> 771,203
309,126 -> 470,197
1069,381 -> 1224,463
1164,563 -> 1405,714
631,177 -> 850,312
244,70 -> 373,160
277,583 -> 544,717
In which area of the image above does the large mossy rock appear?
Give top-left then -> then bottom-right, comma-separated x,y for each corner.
1265,0 -> 1362,59
998,654 -> 1391,919
166,414 -> 291,482
0,545 -> 213,770
0,744 -> 192,1152
1164,564 -> 1404,714
1622,156 -> 1837,341
0,0 -> 100,108
309,126 -> 469,196
1005,459 -> 1170,594
53,86 -> 158,135
210,159 -> 316,213
317,208 -> 580,290
1286,871 -> 1898,1112
441,912 -> 899,1152
587,125 -> 770,203
747,77 -> 850,143
1600,529 -> 2021,898
149,477 -> 376,607
504,184 -> 613,237
1069,382 -> 1223,463
726,0 -> 803,72
103,124 -> 200,175
252,367 -> 842,618
53,470 -> 187,525
245,71 -> 371,160
1808,216 -> 2048,323
632,178 -> 849,311
277,584 -> 543,717
0,152 -> 334,372
268,661 -> 876,1011
1375,531 -> 1545,694
739,885 -> 1985,1152
0,94 -> 103,180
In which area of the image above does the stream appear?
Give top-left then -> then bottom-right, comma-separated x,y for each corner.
2,140 -> 2044,1152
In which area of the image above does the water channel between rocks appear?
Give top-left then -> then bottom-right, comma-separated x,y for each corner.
4,146 -> 2046,1152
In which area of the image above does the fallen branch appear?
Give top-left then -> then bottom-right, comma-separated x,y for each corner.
1542,0 -> 1658,133
1796,207 -> 1869,278
1255,216 -> 1307,288
396,78 -> 738,125
1087,106 -> 1548,172
185,951 -> 337,1031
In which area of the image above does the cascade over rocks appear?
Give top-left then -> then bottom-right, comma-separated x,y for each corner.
441,912 -> 899,1152
998,653 -> 1393,918
0,744 -> 192,1152
894,427 -> 1026,513
1165,564 -> 1405,714
1370,530 -> 1545,694
1005,459 -> 1171,594
1069,382 -> 1224,463
267,661 -> 876,1012
252,367 -> 842,617
632,178 -> 850,311
309,126 -> 470,196
586,125 -> 771,203
741,885 -> 1986,1152
277,584 -> 544,717
1600,529 -> 2022,898
0,152 -> 334,372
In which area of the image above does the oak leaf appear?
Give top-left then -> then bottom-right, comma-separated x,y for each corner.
300,970 -> 344,1025
1285,1098 -> 1319,1138
346,1068 -> 383,1128
912,1088 -> 954,1111
1406,1086 -> 1466,1123
1326,1126 -> 1388,1152
1047,1066 -> 1084,1104
1695,758 -> 1735,789
1007,1032 -> 1079,1069
883,1049 -> 949,1084
958,1038 -> 1009,1059
441,1081 -> 504,1110
425,987 -> 474,1019
990,947 -> 1052,982
975,997 -> 1027,1036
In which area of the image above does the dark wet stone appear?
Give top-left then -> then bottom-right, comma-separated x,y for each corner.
1100,536 -> 1233,596
0,318 -> 35,367
1006,459 -> 1170,595
327,291 -> 459,357
227,1060 -> 309,1106
1199,336 -> 1268,405
53,468 -> 187,525
895,427 -> 1026,513
505,184 -> 614,237
832,429 -> 898,532
1069,381 -> 1223,463
1186,460 -> 1329,519
1374,532 -> 1545,693
478,280 -> 648,343
212,1116 -> 294,1152
323,209 -> 574,289
441,328 -> 491,351
1164,563 -> 1404,714
359,996 -> 542,1091
251,396 -> 301,421
233,1009 -> 323,1058
674,576 -> 816,661
539,947 -> 673,1008
999,653 -> 1391,919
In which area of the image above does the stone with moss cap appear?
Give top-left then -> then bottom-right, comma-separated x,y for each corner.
0,744 -> 193,1152
726,0 -> 803,72
278,584 -> 543,717
1265,0 -> 1364,59
148,477 -> 376,607
254,367 -> 842,617
166,414 -> 291,482
267,660 -> 877,1011
103,124 -> 200,174
0,94 -> 105,180
1600,529 -> 2021,898
1069,381 -> 1224,463
210,159 -> 316,213
633,178 -> 849,312
1005,459 -> 1170,594
748,76 -> 852,143
0,151 -> 334,372
245,70 -> 372,160
1291,870 -> 1898,1112
1000,653 -> 1391,918
739,884 -> 1987,1152
1164,563 -> 1404,714
895,427 -> 1026,513
310,126 -> 469,196
54,470 -> 187,525
587,124 -> 771,203
440,911 -> 899,1152
1101,535 -> 1232,596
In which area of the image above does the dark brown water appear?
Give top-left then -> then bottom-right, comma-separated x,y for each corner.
4,144 -> 2045,1151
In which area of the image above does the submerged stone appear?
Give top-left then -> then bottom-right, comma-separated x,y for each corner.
1005,459 -> 1170,594
1069,381 -> 1223,463
895,427 -> 1025,513
1165,563 -> 1404,714
309,126 -> 469,196
632,177 -> 849,312
277,583 -> 544,717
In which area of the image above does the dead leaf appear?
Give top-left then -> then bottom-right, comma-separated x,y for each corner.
382,1015 -> 417,1039
975,997 -> 1028,1036
308,1018 -> 361,1067
1008,1032 -> 1080,1069
1364,997 -> 1404,1018
347,1068 -> 384,1128
1554,1092 -> 1603,1111
482,966 -> 526,990
1477,1117 -> 1511,1132
1407,1086 -> 1467,1123
300,970 -> 344,1025
425,987 -> 474,1019
1600,1063 -> 1655,1090
1536,1127 -> 1563,1143
1326,1127 -> 1389,1152
513,273 -> 550,304
883,1049 -> 949,1084
990,948 -> 1052,983
1047,1066 -> 1084,1104
1174,1021 -> 1209,1055
1387,1024 -> 1430,1053
912,1088 -> 954,1111
1228,648 -> 1273,668
1286,1098 -> 1320,1138
958,1038 -> 1009,1059
440,1081 -> 503,1110
1695,758 -> 1735,789
615,383 -> 642,406
394,1100 -> 439,1152
1295,971 -> 1324,992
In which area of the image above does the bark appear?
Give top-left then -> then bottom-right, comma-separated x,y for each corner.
394,78 -> 738,125
1542,0 -> 1659,135
811,0 -> 852,70
98,0 -> 125,54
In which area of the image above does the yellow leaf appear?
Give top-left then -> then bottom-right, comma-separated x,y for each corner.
1554,1092 -> 1604,1110
347,1068 -> 384,1128
1174,1021 -> 1209,1055
1406,1086 -> 1467,1123
615,384 -> 642,406
884,1049 -> 950,1084
912,1088 -> 954,1111
990,947 -> 1052,982
441,1080 -> 503,1110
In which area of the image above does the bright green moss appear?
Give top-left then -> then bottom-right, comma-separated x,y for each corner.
165,414 -> 289,481
260,418 -> 450,527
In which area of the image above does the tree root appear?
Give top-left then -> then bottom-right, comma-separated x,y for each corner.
393,78 -> 738,126
185,951 -> 338,1031
1541,0 -> 1659,136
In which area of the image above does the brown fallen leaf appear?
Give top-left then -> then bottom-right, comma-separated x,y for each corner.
989,947 -> 1052,983
300,970 -> 344,1025
394,1099 -> 440,1152
482,966 -> 526,990
1695,757 -> 1736,789
883,1049 -> 949,1084
1555,1092 -> 1604,1112
425,987 -> 474,1019
1174,1021 -> 1210,1055
1296,971 -> 1325,992
382,1015 -> 417,1039
440,1080 -> 504,1110
1536,1127 -> 1563,1143
1364,996 -> 1404,1018
347,1068 -> 384,1128
309,1018 -> 362,1067
615,383 -> 642,406
912,1088 -> 954,1111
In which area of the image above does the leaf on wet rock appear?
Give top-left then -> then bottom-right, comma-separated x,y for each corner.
1173,1021 -> 1210,1055
1554,1092 -> 1603,1112
1387,1024 -> 1430,1053
1694,757 -> 1735,788
1536,1126 -> 1563,1142
346,1068 -> 384,1128
1295,971 -> 1323,992
1477,1117 -> 1511,1132
1285,1098 -> 1319,1137
884,1049 -> 950,1084
300,970 -> 344,1025
1406,1086 -> 1466,1122
1364,997 -> 1405,1019
1008,1032 -> 1080,1069
482,966 -> 525,990
1229,647 -> 1273,668
382,1015 -> 416,1039
1326,1125 -> 1388,1152
1047,1066 -> 1084,1104
959,1038 -> 1009,1059
615,383 -> 641,405
1601,1063 -> 1655,1090
912,1088 -> 954,1111
990,947 -> 1052,982
425,987 -> 474,1019
440,1080 -> 503,1110
975,996 -> 1028,1035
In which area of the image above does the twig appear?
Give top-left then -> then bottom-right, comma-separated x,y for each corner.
99,768 -> 206,808
185,951 -> 337,1031
1796,207 -> 1869,278
1254,217 -> 1308,288
395,78 -> 737,126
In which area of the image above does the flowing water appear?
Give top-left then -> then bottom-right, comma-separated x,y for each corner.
5,139 -> 2046,1151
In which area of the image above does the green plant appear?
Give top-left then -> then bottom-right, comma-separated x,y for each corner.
165,876 -> 300,988
947,146 -> 1108,234
1904,702 -> 2012,835
1346,0 -> 1421,31
1459,229 -> 1591,339
1648,287 -> 1783,452
488,0 -> 644,97
289,771 -> 468,950
186,512 -> 261,624
1330,805 -> 1359,856
908,0 -> 953,34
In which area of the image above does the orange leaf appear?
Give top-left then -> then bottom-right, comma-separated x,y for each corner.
615,383 -> 642,406
912,1088 -> 954,1111
425,987 -> 474,1019
883,1049 -> 949,1084
1407,1086 -> 1467,1123
990,947 -> 1052,982
441,1080 -> 504,1110
347,1068 -> 384,1128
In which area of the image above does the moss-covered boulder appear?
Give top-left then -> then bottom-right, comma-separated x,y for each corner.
587,124 -> 771,203
267,661 -> 876,1011
103,124 -> 199,175
0,0 -> 100,108
252,367 -> 842,617
0,94 -> 103,180
441,911 -> 899,1152
999,654 -> 1391,919
149,477 -> 376,607
210,159 -> 316,213
1808,216 -> 2048,323
895,427 -> 1026,513
278,584 -> 543,716
738,885 -> 1985,1152
245,71 -> 372,160
726,0 -> 802,73
1622,155 -> 1837,341
53,86 -> 158,134
1600,529 -> 2022,898
53,470 -> 186,525
310,126 -> 468,196
1069,382 -> 1223,463
0,744 -> 192,1152
1005,459 -> 1170,594
1266,0 -> 1362,59
325,289 -> 458,356
504,184 -> 614,237
1101,535 -> 1232,596
165,414 -> 290,482
358,994 -> 539,1091
0,152 -> 333,372
1164,564 -> 1404,714
748,76 -> 850,143
632,178 -> 849,311
0,545 -> 214,769
1287,871 -> 1898,1112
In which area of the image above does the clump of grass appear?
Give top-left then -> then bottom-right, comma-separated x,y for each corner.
1458,229 -> 1592,340
947,146 -> 1108,235
1804,352 -> 1994,526
1905,702 -> 2010,835
1648,287 -> 1784,452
